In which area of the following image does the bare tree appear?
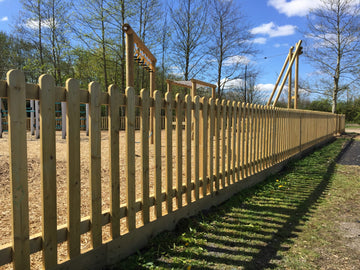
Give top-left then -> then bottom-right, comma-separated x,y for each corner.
16,0 -> 46,75
44,0 -> 70,84
305,0 -> 360,113
169,0 -> 208,80
73,0 -> 111,89
208,0 -> 255,98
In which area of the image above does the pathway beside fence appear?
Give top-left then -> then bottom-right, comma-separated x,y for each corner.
0,70 -> 345,269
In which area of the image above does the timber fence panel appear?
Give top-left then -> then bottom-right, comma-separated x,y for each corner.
0,70 -> 346,269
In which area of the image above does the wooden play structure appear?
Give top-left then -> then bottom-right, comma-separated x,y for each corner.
267,40 -> 303,108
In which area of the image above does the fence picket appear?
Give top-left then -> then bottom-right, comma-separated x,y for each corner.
176,94 -> 183,208
154,90 -> 162,217
7,70 -> 30,270
237,102 -> 241,182
89,82 -> 102,247
39,74 -> 57,268
165,92 -> 173,213
227,100 -> 232,186
221,100 -> 226,188
140,89 -> 150,224
215,99 -> 221,190
194,97 -> 200,200
201,97 -> 208,197
185,95 -> 192,204
209,98 -> 215,194
66,78 -> 81,258
126,87 -> 136,230
232,101 -> 237,183
109,84 -> 121,237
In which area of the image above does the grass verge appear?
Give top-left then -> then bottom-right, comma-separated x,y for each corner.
114,138 -> 358,269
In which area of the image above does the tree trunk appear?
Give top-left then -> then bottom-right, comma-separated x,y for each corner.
332,77 -> 339,113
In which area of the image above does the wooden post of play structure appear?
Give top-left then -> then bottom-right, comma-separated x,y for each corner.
288,47 -> 293,108
267,53 -> 290,106
294,50 -> 300,109
272,40 -> 302,107
125,27 -> 134,88
150,66 -> 156,144
123,23 -> 157,144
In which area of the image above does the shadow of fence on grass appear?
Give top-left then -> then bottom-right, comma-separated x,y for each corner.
117,139 -> 348,270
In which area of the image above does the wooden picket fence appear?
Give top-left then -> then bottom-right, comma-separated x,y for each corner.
0,70 -> 345,269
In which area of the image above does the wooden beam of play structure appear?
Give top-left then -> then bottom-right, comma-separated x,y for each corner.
166,79 -> 217,99
267,40 -> 303,109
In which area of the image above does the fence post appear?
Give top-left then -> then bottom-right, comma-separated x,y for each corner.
7,70 -> 30,270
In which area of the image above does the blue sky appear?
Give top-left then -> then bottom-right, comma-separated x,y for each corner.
0,0 -> 322,99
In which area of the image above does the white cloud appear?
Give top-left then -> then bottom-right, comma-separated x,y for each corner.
224,55 -> 251,66
267,0 -> 320,17
251,22 -> 296,38
222,78 -> 244,89
274,43 -> 289,48
256,83 -> 275,92
25,18 -> 51,29
0,16 -> 8,22
253,37 -> 267,44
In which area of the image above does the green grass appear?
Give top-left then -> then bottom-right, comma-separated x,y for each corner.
114,138 -> 355,270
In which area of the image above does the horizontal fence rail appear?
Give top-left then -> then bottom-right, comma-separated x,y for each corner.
0,70 -> 345,269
